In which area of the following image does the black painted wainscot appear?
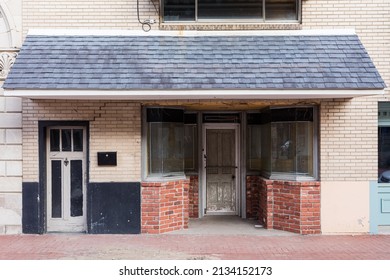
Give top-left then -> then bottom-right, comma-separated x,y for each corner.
87,182 -> 141,234
22,182 -> 44,234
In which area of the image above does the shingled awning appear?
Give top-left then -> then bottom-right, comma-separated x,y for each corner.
3,30 -> 385,99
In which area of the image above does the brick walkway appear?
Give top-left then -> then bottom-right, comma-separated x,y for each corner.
0,234 -> 389,260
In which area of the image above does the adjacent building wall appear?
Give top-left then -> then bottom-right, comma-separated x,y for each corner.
303,1 -> 390,233
0,0 -> 22,234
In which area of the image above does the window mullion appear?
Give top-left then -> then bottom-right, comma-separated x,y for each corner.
195,0 -> 198,22
263,0 -> 266,22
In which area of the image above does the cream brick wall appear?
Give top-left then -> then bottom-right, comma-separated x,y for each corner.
302,0 -> 390,182
320,96 -> 378,181
23,99 -> 142,182
22,0 -> 159,34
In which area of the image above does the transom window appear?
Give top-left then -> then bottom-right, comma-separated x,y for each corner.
162,0 -> 301,22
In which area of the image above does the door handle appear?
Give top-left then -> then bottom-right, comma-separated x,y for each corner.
64,158 -> 69,166
232,175 -> 235,180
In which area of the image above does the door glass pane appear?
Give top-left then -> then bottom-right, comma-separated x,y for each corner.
50,129 -> 60,152
73,129 -> 84,152
51,160 -> 62,218
164,0 -> 196,21
198,0 -> 263,20
70,160 -> 83,217
61,129 -> 72,151
265,0 -> 298,21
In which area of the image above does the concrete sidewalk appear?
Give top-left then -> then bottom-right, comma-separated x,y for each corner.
0,233 -> 389,260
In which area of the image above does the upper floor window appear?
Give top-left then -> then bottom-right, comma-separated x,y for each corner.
162,0 -> 301,22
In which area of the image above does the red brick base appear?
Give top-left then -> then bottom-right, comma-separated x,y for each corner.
188,176 -> 199,218
257,177 -> 321,234
246,176 -> 261,218
141,179 -> 189,234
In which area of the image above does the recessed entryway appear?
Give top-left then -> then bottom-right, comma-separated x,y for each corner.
202,123 -> 240,216
167,216 -> 297,236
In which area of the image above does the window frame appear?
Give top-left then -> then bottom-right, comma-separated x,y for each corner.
246,106 -> 318,181
378,102 -> 390,182
266,106 -> 318,181
142,107 -> 187,181
184,112 -> 199,174
161,0 -> 302,23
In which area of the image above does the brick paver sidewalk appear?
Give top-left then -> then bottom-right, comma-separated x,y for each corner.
0,234 -> 389,260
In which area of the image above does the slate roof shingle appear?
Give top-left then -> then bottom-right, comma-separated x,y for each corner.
3,34 -> 386,90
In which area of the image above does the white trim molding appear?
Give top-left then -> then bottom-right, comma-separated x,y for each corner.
27,28 -> 357,37
3,89 -> 384,100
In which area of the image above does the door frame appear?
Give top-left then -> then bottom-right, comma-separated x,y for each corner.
38,121 -> 89,233
201,123 -> 240,217
46,126 -> 87,232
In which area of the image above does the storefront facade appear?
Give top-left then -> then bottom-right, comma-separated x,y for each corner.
1,0 -> 389,235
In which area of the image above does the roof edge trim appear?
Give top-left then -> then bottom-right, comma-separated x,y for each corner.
3,89 -> 383,100
26,28 -> 357,37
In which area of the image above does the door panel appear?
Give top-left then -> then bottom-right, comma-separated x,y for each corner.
206,129 -> 237,214
47,127 -> 86,232
379,193 -> 390,225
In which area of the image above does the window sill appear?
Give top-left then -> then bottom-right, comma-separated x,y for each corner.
143,174 -> 187,183
159,22 -> 301,31
268,173 -> 317,182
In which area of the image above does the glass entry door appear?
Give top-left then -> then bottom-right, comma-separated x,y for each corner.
46,127 -> 86,232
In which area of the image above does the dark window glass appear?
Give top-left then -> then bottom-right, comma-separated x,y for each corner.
163,0 -> 300,22
184,124 -> 198,172
379,127 -> 390,182
198,0 -> 263,20
164,0 -> 196,21
147,108 -> 185,177
70,160 -> 83,217
148,122 -> 184,176
265,0 -> 298,21
247,124 -> 262,171
73,129 -> 83,152
51,160 -> 62,218
50,129 -> 60,152
61,129 -> 72,151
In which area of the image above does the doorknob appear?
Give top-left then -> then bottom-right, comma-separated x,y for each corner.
64,158 -> 69,166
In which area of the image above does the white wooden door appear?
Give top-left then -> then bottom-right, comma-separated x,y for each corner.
46,127 -> 86,232
205,127 -> 238,215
